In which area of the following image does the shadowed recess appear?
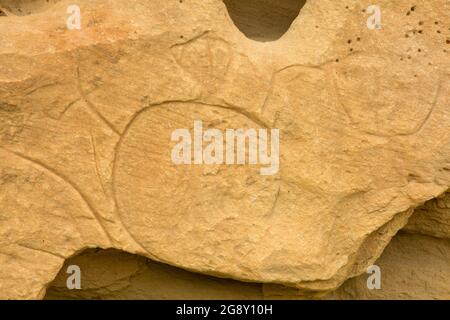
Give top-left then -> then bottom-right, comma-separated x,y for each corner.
44,249 -> 264,300
223,0 -> 307,42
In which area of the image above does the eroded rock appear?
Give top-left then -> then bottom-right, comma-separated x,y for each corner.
0,0 -> 449,299
326,232 -> 450,300
44,232 -> 450,300
404,191 -> 450,239
45,249 -> 264,300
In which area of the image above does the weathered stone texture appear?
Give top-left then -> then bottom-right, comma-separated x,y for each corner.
0,0 -> 449,299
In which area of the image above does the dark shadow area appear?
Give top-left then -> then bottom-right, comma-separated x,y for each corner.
44,248 -> 264,300
223,0 -> 307,42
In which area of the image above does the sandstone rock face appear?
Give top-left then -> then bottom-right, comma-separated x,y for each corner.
0,0 -> 449,299
261,231 -> 450,300
0,0 -> 61,16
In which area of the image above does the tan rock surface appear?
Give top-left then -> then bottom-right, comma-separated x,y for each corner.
264,196 -> 450,299
0,1 -> 61,16
0,0 -> 449,299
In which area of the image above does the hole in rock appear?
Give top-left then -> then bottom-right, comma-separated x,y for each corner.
223,0 -> 307,42
44,248 -> 263,300
0,0 -> 61,16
